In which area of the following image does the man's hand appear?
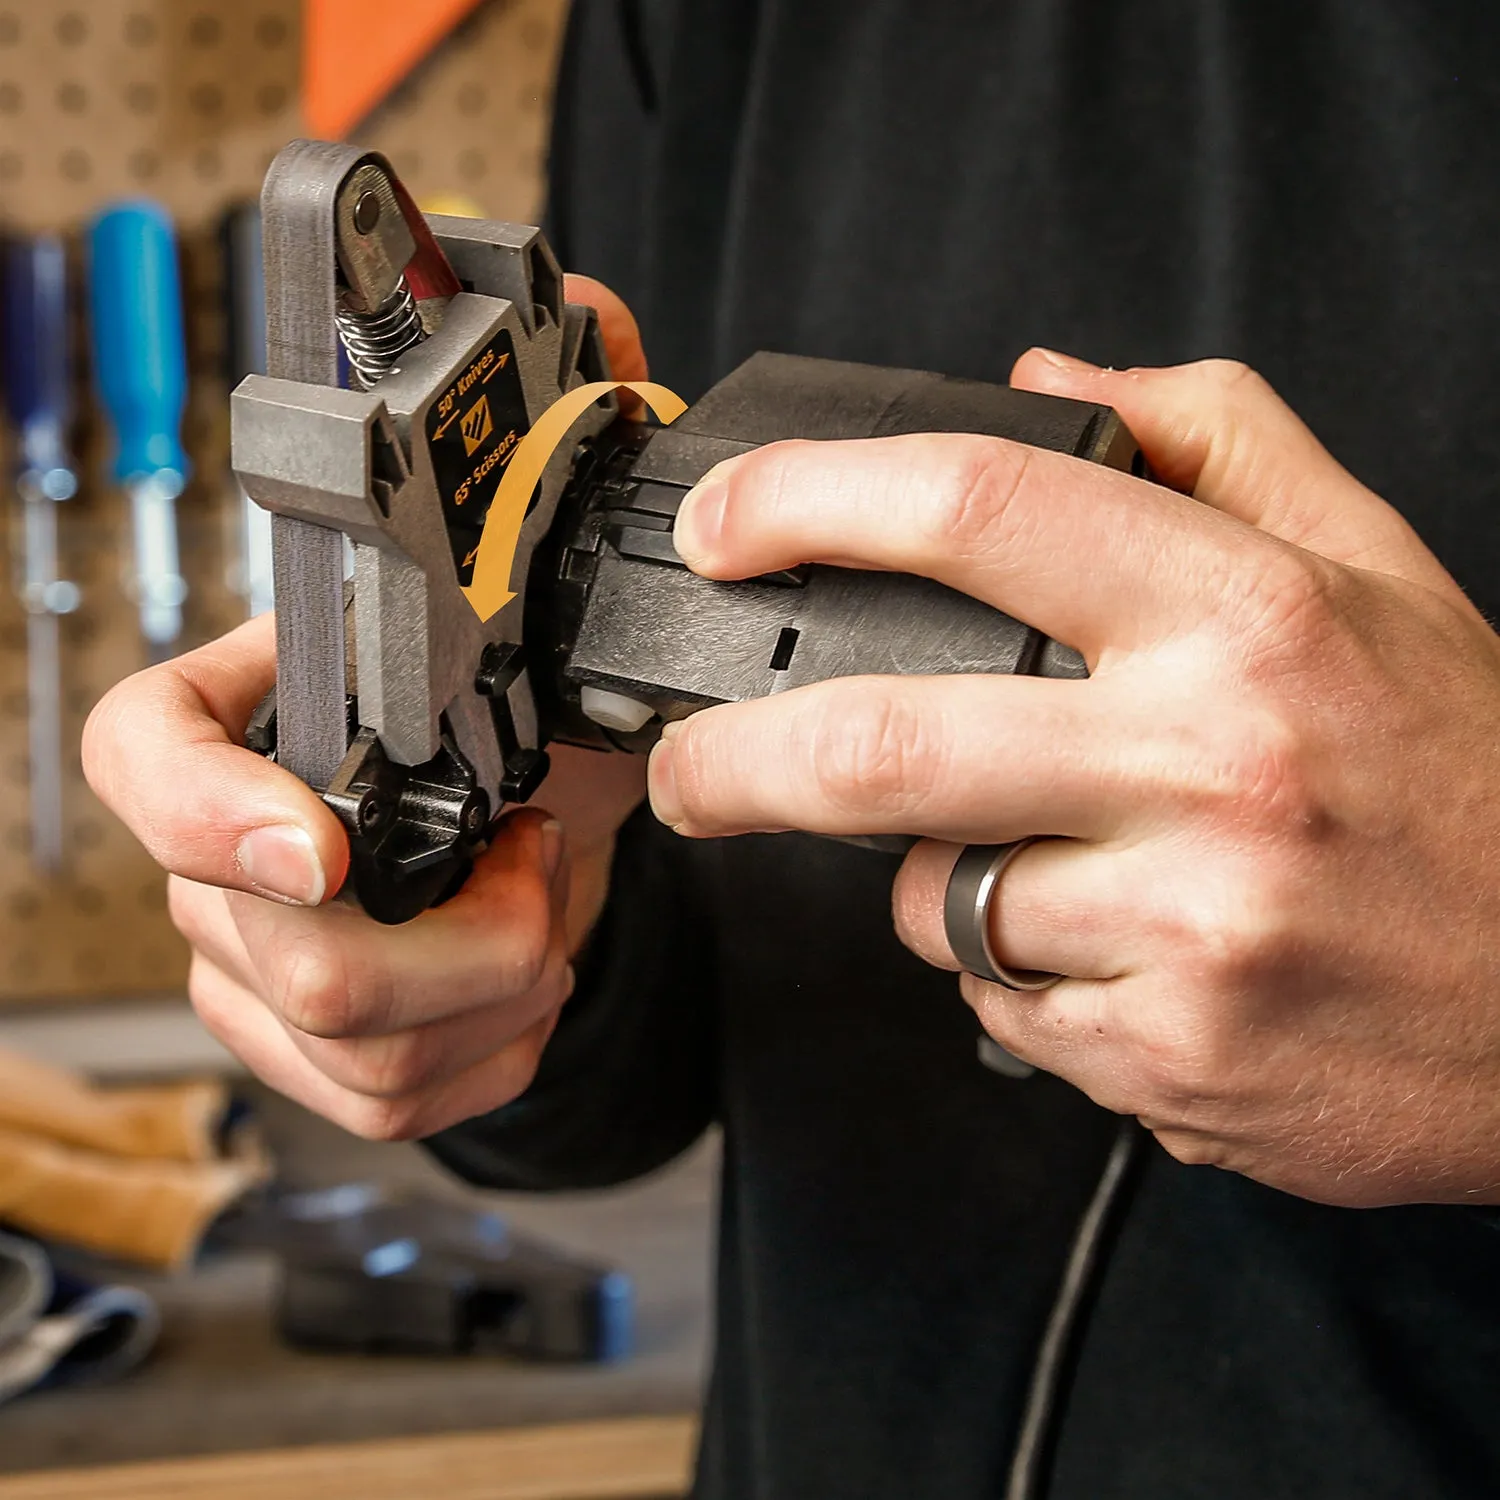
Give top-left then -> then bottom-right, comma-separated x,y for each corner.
650,350 -> 1500,1208
81,275 -> 648,1142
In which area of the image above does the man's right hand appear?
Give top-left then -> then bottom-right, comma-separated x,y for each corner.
80,276 -> 650,1142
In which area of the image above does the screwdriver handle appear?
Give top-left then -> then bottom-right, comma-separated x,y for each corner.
87,202 -> 190,487
1,236 -> 74,482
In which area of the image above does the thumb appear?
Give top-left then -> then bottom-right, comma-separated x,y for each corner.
83,614 -> 349,906
1012,349 -> 1463,601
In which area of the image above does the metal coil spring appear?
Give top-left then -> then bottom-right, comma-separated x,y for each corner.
335,279 -> 424,391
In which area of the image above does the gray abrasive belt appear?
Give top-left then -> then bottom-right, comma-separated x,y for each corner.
260,140 -> 367,788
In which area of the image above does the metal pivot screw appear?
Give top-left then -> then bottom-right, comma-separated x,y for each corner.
333,165 -> 423,389
358,792 -> 386,832
353,190 -> 383,235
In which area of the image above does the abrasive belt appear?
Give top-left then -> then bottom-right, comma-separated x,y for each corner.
260,140 -> 372,787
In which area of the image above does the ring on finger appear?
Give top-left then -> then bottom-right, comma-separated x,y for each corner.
943,838 -> 1065,992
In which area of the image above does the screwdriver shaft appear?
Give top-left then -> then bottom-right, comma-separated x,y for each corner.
18,479 -> 69,870
126,473 -> 187,656
25,600 -> 63,871
3,236 -> 78,875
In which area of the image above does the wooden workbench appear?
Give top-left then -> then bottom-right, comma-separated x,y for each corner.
0,1417 -> 697,1500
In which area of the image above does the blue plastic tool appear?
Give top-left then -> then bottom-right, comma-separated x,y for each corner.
87,201 -> 190,654
2,236 -> 81,872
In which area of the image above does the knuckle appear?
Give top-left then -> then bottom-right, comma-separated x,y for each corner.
720,442 -> 807,543
166,876 -> 213,948
455,858 -> 555,994
1143,1016 -> 1237,1105
342,1095 -> 427,1144
338,1033 -> 438,1100
751,438 -> 814,492
1238,546 -> 1346,648
1192,705 -> 1326,835
185,955 -> 229,1029
523,1021 -> 552,1079
1156,862 -> 1298,1001
971,1000 -> 1046,1077
809,688 -> 938,816
1207,881 -> 1291,987
185,959 -> 258,1072
890,869 -> 939,962
1154,1130 -> 1230,1170
925,438 -> 1031,559
79,681 -> 136,803
454,1030 -> 548,1116
77,695 -> 111,793
337,1029 -> 551,1142
1198,357 -> 1265,399
498,1031 -> 547,1101
80,669 -> 179,804
269,935 -> 364,1038
659,721 -> 721,828
496,920 -> 552,996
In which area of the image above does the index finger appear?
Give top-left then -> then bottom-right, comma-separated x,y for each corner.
82,614 -> 348,904
672,431 -> 1280,662
1010,351 -> 1467,606
649,672 -> 1131,844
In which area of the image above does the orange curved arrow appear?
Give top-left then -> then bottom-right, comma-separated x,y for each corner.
461,380 -> 688,623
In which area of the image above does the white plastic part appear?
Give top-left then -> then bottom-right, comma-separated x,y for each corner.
580,687 -> 656,735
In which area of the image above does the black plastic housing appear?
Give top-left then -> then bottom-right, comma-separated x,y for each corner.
534,351 -> 1137,753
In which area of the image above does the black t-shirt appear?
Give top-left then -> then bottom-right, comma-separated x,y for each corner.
428,5 -> 1500,1496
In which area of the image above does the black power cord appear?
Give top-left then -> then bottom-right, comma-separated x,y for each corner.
1006,1119 -> 1146,1500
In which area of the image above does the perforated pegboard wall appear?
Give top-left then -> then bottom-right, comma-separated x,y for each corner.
0,0 -> 569,1004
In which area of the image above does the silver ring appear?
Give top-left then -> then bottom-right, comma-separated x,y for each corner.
943,839 -> 1064,992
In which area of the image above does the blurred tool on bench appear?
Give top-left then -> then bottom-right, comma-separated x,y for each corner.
87,202 -> 190,661
1,236 -> 82,876
0,1042 -> 632,1368
214,1183 -> 634,1364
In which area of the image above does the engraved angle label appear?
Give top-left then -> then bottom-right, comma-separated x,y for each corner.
424,330 -> 529,587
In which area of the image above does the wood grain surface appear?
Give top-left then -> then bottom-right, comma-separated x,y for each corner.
0,1416 -> 696,1500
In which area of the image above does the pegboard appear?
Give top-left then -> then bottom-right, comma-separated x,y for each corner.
0,0 -> 570,1005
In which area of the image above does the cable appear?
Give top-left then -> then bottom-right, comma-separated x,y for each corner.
1005,1118 -> 1146,1500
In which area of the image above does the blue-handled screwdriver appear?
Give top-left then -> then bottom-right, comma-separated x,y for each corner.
1,237 -> 82,874
87,202 -> 190,658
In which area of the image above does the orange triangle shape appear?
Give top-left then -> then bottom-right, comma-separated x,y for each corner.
304,0 -> 490,141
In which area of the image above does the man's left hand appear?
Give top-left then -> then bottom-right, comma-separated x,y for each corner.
648,350 -> 1500,1209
